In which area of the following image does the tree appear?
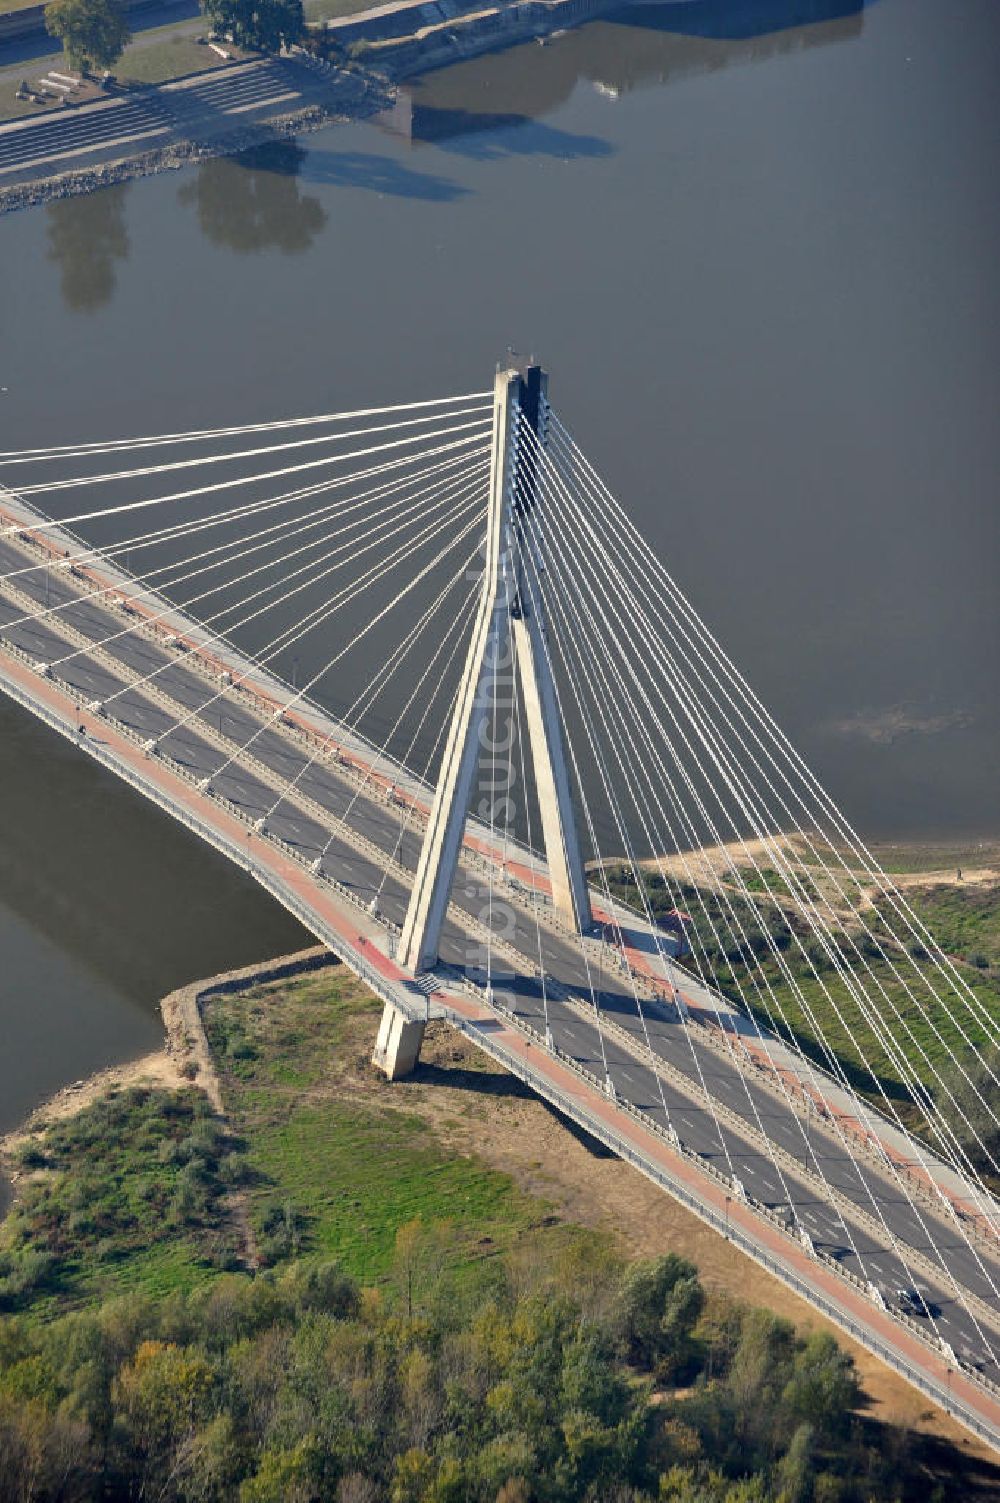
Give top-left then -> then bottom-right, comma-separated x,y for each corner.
44,0 -> 129,74
940,1043 -> 1000,1173
617,1255 -> 705,1380
178,145 -> 326,258
199,0 -> 302,53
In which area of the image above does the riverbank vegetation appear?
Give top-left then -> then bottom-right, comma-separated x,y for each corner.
1,966 -> 997,1500
600,856 -> 1000,1169
0,1237 -> 938,1503
44,0 -> 129,74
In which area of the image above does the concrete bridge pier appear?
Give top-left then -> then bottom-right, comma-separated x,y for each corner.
373,1000 -> 426,1079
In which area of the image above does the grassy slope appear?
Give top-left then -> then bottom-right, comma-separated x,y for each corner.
0,966 -> 582,1325
0,1086 -> 242,1316
204,969 -> 562,1283
606,864 -> 1000,1132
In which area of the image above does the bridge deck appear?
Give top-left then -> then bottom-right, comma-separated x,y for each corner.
0,503 -> 998,1448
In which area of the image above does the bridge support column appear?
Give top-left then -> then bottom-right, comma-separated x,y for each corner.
398,361 -> 592,973
510,369 -> 591,932
398,366 -> 521,973
373,1001 -> 426,1080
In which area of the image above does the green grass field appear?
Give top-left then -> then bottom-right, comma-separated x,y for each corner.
0,967 -> 583,1322
605,861 -> 1000,1153
205,970 -> 556,1285
0,1084 -> 243,1317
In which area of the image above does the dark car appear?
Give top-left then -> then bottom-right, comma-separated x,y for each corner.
895,1287 -> 939,1319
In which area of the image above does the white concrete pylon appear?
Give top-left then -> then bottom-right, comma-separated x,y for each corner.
398,367 -> 522,972
398,364 -> 592,973
510,375 -> 592,932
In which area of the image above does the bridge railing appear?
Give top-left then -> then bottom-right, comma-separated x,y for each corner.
438,996 -> 1000,1450
2,640 -> 997,1445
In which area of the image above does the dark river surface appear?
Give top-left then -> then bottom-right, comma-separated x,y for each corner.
0,0 -> 998,1135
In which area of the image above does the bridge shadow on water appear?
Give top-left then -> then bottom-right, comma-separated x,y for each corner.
297,147 -> 470,201
399,109 -> 614,164
610,0 -> 871,39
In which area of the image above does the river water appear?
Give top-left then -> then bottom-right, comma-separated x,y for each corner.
0,0 -> 997,1132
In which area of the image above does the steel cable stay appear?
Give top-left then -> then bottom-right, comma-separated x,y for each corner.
365,532 -> 497,902
0,419 -> 492,542
521,535 -> 909,1318
42,466 -> 488,730
533,501 -> 1000,1354
546,421 -> 1000,1136
550,414 -> 1000,1055
537,421 -> 1000,1234
532,423 -> 1000,1315
249,554 -> 482,909
502,533 -> 614,1093
518,525 -> 721,1160
16,480 -> 486,799
44,488 -> 483,791
503,447 -> 631,1096
508,433 -> 678,1130
515,423 -> 830,1232
104,490 -> 482,774
0,390 -> 493,463
551,421 -> 1000,1125
517,416 -> 850,1238
483,558 -> 500,1006
184,505 -> 487,795
261,540 -> 487,835
0,434 -> 491,590
524,416 -> 893,1255
542,626 -> 1000,1367
523,423 -> 1000,1358
507,467 -> 706,1152
0,443 -> 491,653
375,583 -> 486,904
541,438 -> 1000,1220
127,513 -> 486,852
504,617 -> 553,1045
10,405 -> 493,498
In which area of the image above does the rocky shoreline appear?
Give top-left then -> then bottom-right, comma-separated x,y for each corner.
0,0 -> 616,214
0,99 -> 353,215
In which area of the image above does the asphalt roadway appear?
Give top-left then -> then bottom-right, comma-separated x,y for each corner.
1,538 -> 998,1383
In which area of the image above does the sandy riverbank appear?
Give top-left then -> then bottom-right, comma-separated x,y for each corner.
0,944 -> 335,1172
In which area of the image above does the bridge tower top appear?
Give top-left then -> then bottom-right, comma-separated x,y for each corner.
397,363 -> 591,973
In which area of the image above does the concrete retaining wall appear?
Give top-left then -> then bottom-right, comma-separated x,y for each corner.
348,0 -> 615,77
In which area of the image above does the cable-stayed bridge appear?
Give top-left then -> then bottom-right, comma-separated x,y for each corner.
1,366 -> 999,1450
